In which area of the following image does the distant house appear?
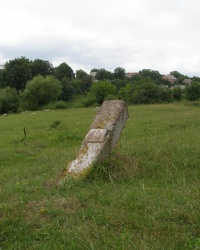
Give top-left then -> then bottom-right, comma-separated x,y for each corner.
183,79 -> 192,85
125,72 -> 139,78
162,74 -> 177,84
90,71 -> 98,81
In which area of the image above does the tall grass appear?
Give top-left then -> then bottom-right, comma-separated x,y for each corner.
0,103 -> 199,249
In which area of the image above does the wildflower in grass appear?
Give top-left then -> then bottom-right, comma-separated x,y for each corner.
40,207 -> 45,213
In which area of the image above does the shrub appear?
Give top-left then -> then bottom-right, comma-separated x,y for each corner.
0,87 -> 19,113
90,80 -> 116,105
172,86 -> 182,101
20,75 -> 61,110
118,84 -> 133,103
159,88 -> 173,103
54,101 -> 68,109
104,94 -> 118,101
82,95 -> 98,107
185,82 -> 200,101
132,81 -> 161,104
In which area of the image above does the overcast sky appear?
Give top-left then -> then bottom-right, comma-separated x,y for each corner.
0,0 -> 200,76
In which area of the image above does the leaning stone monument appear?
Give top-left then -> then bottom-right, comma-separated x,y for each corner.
57,100 -> 129,184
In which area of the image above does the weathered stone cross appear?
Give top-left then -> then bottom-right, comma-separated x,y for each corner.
57,100 -> 128,184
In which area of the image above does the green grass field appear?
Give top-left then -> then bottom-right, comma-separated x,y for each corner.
0,103 -> 200,249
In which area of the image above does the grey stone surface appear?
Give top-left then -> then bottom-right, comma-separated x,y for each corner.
85,129 -> 108,143
57,100 -> 129,183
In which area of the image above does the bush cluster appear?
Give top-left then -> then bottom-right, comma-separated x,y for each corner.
0,57 -> 200,113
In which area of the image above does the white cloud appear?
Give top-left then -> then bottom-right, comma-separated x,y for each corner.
0,0 -> 200,76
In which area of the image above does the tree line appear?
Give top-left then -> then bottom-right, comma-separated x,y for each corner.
0,57 -> 200,114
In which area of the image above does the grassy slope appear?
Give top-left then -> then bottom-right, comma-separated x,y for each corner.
0,104 -> 199,249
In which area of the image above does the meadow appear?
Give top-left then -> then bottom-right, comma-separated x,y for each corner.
0,103 -> 199,249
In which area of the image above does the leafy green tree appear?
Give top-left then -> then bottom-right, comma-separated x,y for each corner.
21,75 -> 61,110
90,80 -> 116,104
118,84 -> 133,103
53,62 -> 74,81
185,82 -> 200,101
192,76 -> 200,82
0,87 -> 19,113
90,68 -> 113,80
111,79 -> 128,91
97,69 -> 113,80
159,88 -> 173,103
76,69 -> 88,80
0,70 -> 4,88
59,77 -> 76,101
90,68 -> 98,73
133,79 -> 161,104
172,87 -> 182,100
103,93 -> 118,101
2,57 -> 32,91
80,75 -> 92,92
170,71 -> 183,79
71,79 -> 82,94
114,67 -> 125,80
31,59 -> 53,77
139,69 -> 161,81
